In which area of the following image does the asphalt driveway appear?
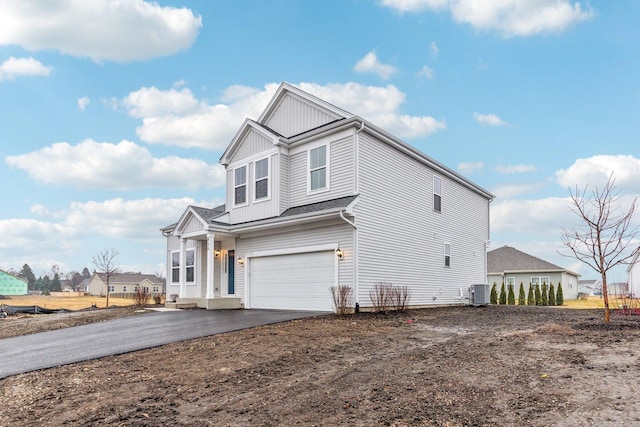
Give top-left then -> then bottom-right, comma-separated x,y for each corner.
0,309 -> 326,379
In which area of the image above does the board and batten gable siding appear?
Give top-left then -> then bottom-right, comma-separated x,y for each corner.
228,153 -> 280,223
355,133 -> 490,307
264,93 -> 339,138
288,131 -> 355,207
183,214 -> 204,234
228,128 -> 273,164
234,221 -> 355,306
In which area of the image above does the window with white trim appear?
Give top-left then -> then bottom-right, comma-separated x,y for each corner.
123,286 -> 127,292
234,166 -> 247,205
254,158 -> 269,200
171,249 -> 195,283
434,175 -> 442,212
506,277 -> 515,292
532,276 -> 550,287
186,249 -> 195,282
309,145 -> 327,191
444,243 -> 451,267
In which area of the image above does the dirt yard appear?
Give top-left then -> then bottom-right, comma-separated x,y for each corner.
1,305 -> 640,426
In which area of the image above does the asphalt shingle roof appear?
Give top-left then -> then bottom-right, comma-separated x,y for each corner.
280,195 -> 358,217
487,245 -> 565,273
96,273 -> 164,285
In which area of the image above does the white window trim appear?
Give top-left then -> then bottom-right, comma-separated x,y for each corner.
185,248 -> 196,285
444,242 -> 451,268
506,277 -> 515,289
253,157 -> 271,203
233,165 -> 248,207
171,249 -> 196,285
307,143 -> 330,194
433,175 -> 442,213
170,250 -> 180,284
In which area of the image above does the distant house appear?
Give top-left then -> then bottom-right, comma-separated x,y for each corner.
88,272 -> 165,296
578,279 -> 601,295
628,250 -> 640,297
0,269 -> 28,295
487,246 -> 579,300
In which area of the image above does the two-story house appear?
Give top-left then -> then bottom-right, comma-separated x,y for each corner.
161,82 -> 494,311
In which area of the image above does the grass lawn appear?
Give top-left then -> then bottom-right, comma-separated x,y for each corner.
1,294 -> 136,310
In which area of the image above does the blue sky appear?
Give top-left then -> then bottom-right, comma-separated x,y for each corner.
1,0 -> 638,281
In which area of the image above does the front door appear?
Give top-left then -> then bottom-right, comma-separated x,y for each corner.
227,250 -> 235,295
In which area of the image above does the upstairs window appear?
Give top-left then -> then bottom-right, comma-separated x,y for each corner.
444,243 -> 451,267
254,158 -> 269,200
309,145 -> 327,191
234,166 -> 247,205
433,175 -> 442,212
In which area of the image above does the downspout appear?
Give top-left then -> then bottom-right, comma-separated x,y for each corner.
339,209 -> 358,311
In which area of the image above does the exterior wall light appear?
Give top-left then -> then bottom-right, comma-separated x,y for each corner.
214,249 -> 221,258
238,257 -> 245,265
336,248 -> 344,259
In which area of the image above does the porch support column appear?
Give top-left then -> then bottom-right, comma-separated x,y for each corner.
206,232 -> 216,299
179,237 -> 187,298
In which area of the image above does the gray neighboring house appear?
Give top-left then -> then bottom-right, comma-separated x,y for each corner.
162,82 -> 494,311
578,279 -> 602,296
487,245 -> 580,299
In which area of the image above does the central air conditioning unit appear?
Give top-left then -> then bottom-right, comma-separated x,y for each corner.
469,284 -> 490,306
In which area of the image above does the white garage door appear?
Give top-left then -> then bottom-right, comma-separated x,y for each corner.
249,251 -> 335,311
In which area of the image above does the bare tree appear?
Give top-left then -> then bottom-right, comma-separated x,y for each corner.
92,249 -> 120,308
560,174 -> 639,323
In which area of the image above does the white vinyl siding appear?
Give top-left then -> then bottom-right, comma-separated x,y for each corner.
264,93 -> 339,138
228,153 -> 281,223
444,243 -> 451,267
355,133 -> 490,307
171,251 -> 180,283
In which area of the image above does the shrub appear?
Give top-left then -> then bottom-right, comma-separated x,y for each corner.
527,283 -> 535,306
518,282 -> 526,305
369,282 -> 393,313
535,285 -> 542,306
548,284 -> 556,306
331,285 -> 354,316
390,285 -> 411,312
133,286 -> 150,309
507,285 -> 515,305
541,283 -> 549,306
153,293 -> 163,305
490,283 -> 498,305
556,282 -> 564,306
499,282 -> 507,305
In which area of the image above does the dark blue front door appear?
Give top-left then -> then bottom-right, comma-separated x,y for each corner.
228,250 -> 235,295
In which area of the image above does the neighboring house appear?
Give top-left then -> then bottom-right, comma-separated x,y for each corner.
578,279 -> 601,295
487,245 -> 579,299
88,272 -> 165,296
628,250 -> 640,297
0,269 -> 28,295
161,82 -> 494,311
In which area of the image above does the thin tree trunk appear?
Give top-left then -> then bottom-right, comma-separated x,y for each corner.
602,276 -> 610,323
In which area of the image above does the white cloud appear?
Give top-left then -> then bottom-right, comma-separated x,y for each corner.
457,161 -> 483,174
556,155 -> 640,193
353,52 -> 398,80
0,0 -> 202,62
0,56 -> 51,81
491,182 -> 547,199
495,164 -> 537,174
6,139 -> 225,190
417,65 -> 435,79
121,82 -> 446,148
430,41 -> 439,57
491,196 -> 574,236
77,97 -> 90,111
380,0 -> 594,37
473,112 -> 507,126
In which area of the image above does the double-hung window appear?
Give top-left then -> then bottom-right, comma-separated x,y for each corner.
444,243 -> 451,267
433,175 -> 442,212
254,158 -> 269,200
171,249 -> 195,283
309,145 -> 327,191
234,166 -> 247,205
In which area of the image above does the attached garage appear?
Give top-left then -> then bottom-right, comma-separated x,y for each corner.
248,251 -> 336,311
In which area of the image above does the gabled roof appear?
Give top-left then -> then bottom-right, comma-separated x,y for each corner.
93,272 -> 164,285
488,246 -> 578,276
219,119 -> 282,166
